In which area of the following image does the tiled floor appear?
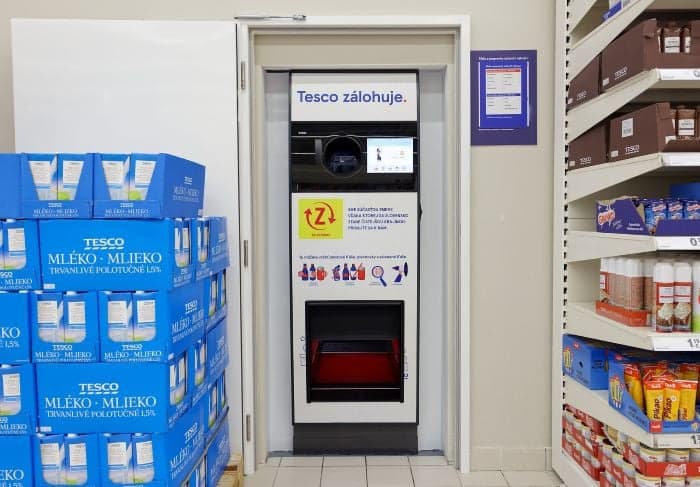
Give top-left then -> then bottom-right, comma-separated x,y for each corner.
246,456 -> 563,487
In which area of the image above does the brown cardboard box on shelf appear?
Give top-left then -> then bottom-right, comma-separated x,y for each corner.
567,55 -> 601,109
608,103 -> 700,162
601,19 -> 700,91
568,123 -> 607,170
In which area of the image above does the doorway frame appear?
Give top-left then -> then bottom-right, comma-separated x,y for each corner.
236,15 -> 471,474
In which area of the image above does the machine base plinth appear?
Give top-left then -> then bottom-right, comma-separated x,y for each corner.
293,423 -> 418,454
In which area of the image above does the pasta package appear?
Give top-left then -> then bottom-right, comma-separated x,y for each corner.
644,378 -> 665,421
678,363 -> 700,381
679,380 -> 698,421
624,364 -> 644,410
663,380 -> 681,421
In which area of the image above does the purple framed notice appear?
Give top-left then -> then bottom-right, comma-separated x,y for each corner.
471,50 -> 537,146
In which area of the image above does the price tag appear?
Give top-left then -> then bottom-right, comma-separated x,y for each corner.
654,335 -> 700,351
658,69 -> 700,81
690,434 -> 700,446
655,236 -> 700,250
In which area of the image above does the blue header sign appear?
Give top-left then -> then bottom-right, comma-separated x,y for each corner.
470,50 -> 537,146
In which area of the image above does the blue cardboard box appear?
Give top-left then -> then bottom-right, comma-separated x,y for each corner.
99,282 -> 205,363
36,358 -> 192,433
21,153 -> 93,219
39,219 -> 194,291
608,356 -> 700,433
205,412 -> 230,487
193,217 -> 229,280
33,433 -> 99,487
188,454 -> 207,487
31,291 -> 99,363
0,220 -> 41,291
0,364 -> 36,435
206,319 -> 228,388
562,335 -> 609,390
0,292 -> 30,365
0,435 -> 33,487
202,371 -> 228,441
189,335 -> 207,406
203,273 -> 227,331
98,400 -> 206,487
209,217 -> 229,276
0,155 -> 22,219
93,153 -> 205,219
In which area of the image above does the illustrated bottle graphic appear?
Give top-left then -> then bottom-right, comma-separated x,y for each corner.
301,264 -> 308,281
132,434 -> 155,484
65,434 -> 88,486
350,264 -> 357,280
332,266 -> 341,281
358,264 -> 366,280
106,434 -> 133,484
342,264 -> 350,281
0,366 -> 21,416
64,292 -> 87,344
309,264 -> 316,281
39,434 -> 65,486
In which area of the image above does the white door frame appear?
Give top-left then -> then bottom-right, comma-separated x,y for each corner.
236,15 -> 471,474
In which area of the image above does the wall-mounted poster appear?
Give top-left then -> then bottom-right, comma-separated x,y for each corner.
471,50 -> 537,146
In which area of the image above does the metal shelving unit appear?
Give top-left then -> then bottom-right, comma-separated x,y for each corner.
567,152 -> 700,202
568,69 -> 700,140
553,1 -> 700,485
568,0 -> 696,78
566,379 -> 700,449
567,302 -> 700,351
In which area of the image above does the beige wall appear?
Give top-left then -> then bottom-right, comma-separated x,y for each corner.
0,0 -> 555,470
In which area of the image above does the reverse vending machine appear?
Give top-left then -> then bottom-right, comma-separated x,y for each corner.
290,71 -> 419,452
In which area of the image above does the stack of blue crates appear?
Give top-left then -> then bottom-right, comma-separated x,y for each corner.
0,153 -> 231,487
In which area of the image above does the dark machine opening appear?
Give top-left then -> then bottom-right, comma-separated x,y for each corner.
305,300 -> 404,403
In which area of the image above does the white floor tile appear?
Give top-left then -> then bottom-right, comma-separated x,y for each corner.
367,466 -> 414,487
411,466 -> 460,487
502,470 -> 561,487
321,466 -> 367,487
274,467 -> 322,487
264,456 -> 282,467
408,455 -> 448,466
324,456 -> 366,467
279,456 -> 323,467
458,471 -> 509,487
366,456 -> 410,466
245,466 -> 277,487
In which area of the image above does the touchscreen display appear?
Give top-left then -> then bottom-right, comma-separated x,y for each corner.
366,138 -> 413,173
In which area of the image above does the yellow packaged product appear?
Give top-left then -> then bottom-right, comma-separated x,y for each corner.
678,379 -> 698,421
663,380 -> 681,421
623,363 -> 644,410
643,378 -> 665,421
678,363 -> 700,381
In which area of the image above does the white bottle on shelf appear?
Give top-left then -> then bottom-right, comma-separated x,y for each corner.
653,261 -> 675,332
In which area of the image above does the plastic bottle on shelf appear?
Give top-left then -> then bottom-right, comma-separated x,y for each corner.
674,262 -> 692,331
653,261 -> 675,332
609,258 -> 618,306
693,262 -> 700,332
664,21 -> 682,53
620,258 -> 631,310
628,259 -> 643,311
643,258 -> 657,313
683,24 -> 692,54
600,257 -> 610,303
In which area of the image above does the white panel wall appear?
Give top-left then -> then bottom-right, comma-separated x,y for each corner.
11,19 -> 243,451
2,0 -> 555,471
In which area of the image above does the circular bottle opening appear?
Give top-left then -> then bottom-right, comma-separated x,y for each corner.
322,136 -> 362,177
